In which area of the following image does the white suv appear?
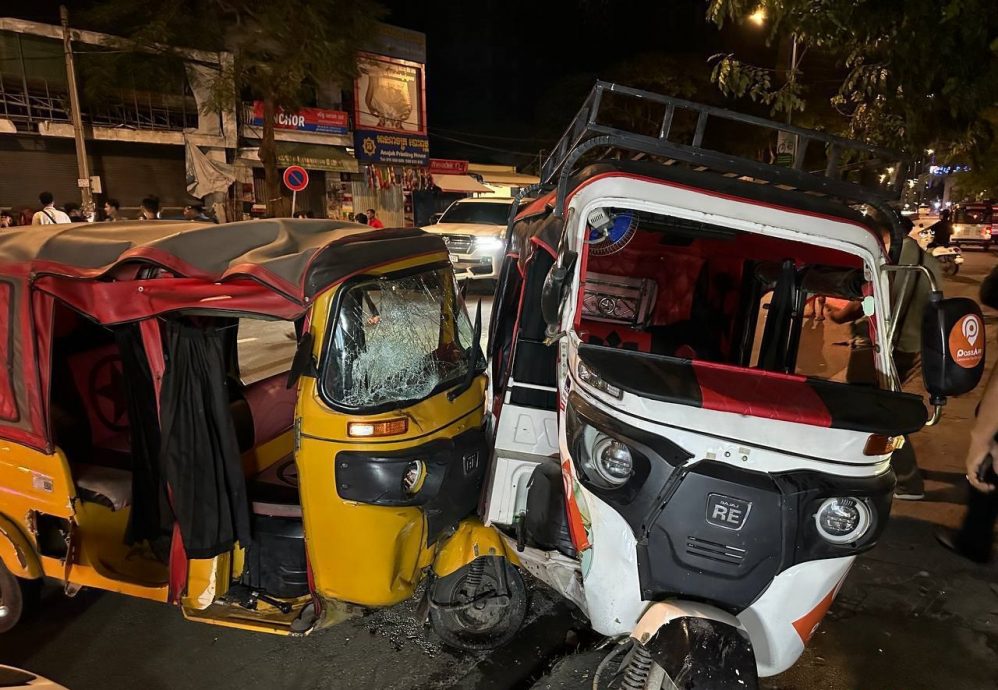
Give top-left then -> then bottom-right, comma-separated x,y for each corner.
422,197 -> 515,281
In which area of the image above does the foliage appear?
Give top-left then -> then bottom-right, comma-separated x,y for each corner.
951,108 -> 998,199
82,0 -> 385,214
706,0 -> 998,157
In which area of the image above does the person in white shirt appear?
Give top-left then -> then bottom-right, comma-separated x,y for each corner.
31,192 -> 72,225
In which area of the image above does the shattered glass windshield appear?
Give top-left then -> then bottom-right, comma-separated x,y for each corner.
322,266 -> 476,409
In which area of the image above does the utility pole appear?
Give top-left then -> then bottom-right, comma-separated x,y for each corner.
60,5 -> 94,219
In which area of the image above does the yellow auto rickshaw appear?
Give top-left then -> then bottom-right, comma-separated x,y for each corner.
0,219 -> 524,648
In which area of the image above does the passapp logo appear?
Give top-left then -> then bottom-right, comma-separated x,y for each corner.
949,314 -> 984,369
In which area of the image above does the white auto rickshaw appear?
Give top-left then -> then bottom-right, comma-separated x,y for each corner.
482,83 -> 985,688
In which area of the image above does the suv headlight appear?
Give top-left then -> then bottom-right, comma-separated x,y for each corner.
475,236 -> 504,251
814,497 -> 872,544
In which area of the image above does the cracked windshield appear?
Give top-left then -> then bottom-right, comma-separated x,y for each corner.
324,267 -> 474,408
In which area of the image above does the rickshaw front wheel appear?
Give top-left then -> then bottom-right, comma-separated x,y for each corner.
0,560 -> 34,634
429,556 -> 527,651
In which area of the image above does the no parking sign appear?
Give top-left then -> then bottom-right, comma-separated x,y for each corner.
283,166 -> 309,216
283,166 -> 309,192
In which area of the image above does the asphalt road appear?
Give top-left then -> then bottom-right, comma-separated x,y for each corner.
3,259 -> 998,690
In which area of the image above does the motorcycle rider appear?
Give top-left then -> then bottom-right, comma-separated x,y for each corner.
927,208 -> 953,248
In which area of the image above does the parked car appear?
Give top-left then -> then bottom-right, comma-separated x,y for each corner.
422,197 -> 515,282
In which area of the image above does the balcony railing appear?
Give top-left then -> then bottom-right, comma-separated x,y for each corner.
0,74 -> 198,132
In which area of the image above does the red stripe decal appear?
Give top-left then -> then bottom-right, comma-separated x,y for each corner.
692,360 -> 832,427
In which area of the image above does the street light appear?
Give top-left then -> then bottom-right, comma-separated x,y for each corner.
749,7 -> 767,25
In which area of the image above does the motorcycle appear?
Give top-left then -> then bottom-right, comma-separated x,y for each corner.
914,224 -> 963,276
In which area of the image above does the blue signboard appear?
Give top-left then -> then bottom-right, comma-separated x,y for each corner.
354,128 -> 429,166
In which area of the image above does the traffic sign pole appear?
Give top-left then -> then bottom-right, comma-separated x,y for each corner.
282,165 -> 310,217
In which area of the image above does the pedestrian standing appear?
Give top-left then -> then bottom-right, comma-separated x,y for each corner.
63,202 -> 86,222
31,192 -> 72,225
139,196 -> 161,220
354,212 -> 369,226
1,211 -> 14,228
366,208 -> 385,228
936,265 -> 998,563
104,199 -> 121,222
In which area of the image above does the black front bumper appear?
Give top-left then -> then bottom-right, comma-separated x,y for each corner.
566,392 -> 894,612
334,428 -> 488,543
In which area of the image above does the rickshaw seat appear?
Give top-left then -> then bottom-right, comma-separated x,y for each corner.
75,464 -> 132,512
247,455 -> 301,519
229,373 -> 297,454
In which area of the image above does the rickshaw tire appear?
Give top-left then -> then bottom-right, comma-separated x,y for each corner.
0,560 -> 36,634
429,557 -> 528,651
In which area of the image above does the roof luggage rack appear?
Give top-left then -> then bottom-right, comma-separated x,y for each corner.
541,81 -> 909,253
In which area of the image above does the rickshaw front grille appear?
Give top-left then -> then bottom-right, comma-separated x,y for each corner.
685,536 -> 745,565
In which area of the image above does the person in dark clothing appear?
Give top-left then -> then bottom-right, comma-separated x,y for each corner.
183,203 -> 213,222
354,212 -> 368,225
63,202 -> 86,222
937,266 -> 998,563
140,195 -> 161,220
926,208 -> 953,248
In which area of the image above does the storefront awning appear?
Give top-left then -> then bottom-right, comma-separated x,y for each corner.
478,171 -> 540,186
277,143 -> 358,173
433,174 -> 493,194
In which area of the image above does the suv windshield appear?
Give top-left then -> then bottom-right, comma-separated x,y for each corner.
322,265 -> 476,410
439,201 -> 511,226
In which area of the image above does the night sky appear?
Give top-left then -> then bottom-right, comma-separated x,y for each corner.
14,0 -> 775,167
384,0 -> 768,165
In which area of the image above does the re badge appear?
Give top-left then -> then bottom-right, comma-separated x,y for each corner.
706,493 -> 751,530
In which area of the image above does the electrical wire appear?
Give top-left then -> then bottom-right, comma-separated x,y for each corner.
430,132 -> 539,158
433,126 -> 552,144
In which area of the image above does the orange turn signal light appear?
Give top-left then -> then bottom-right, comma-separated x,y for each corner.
348,417 -> 409,438
863,434 -> 903,456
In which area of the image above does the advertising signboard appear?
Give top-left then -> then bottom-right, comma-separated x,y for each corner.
429,159 -> 470,175
249,102 -> 350,135
354,51 -> 429,165
355,131 -> 429,166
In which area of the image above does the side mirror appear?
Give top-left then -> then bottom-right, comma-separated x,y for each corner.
541,250 -> 578,331
921,293 -> 985,402
287,331 -> 318,389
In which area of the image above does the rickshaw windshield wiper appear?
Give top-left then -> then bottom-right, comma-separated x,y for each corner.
448,300 -> 483,402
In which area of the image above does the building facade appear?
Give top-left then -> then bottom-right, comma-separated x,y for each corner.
0,17 -> 234,219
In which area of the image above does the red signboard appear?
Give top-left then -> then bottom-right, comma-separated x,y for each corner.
429,159 -> 469,175
250,102 -> 350,135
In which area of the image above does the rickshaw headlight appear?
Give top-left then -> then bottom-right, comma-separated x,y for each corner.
401,460 -> 426,495
578,361 -> 623,399
590,435 -> 633,486
815,497 -> 871,544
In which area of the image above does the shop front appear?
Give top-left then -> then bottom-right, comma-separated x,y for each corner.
234,142 -> 358,219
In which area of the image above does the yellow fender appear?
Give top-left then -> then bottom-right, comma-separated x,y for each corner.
433,518 -> 520,578
0,514 -> 42,579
